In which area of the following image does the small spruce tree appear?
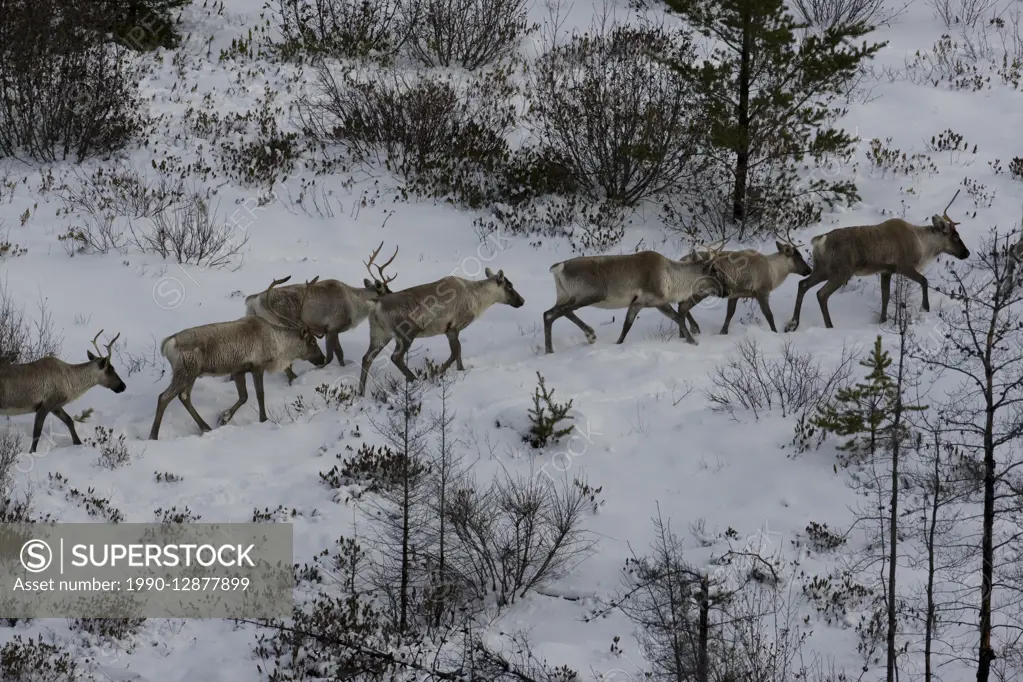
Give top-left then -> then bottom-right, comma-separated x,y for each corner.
525,372 -> 574,448
811,335 -> 923,466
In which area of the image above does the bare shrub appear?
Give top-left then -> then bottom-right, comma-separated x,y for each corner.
59,215 -> 128,256
805,521 -> 848,552
900,22 -> 1023,89
0,225 -> 26,260
0,431 -> 39,526
252,593 -> 574,682
64,181 -> 245,263
713,581 -> 816,682
0,635 -> 84,681
252,591 -> 397,680
213,85 -> 305,189
58,165 -> 186,222
668,152 -> 849,243
130,194 -> 248,267
0,0 -> 151,162
444,471 -> 595,607
404,0 -> 535,69
114,339 -> 159,378
297,64 -> 517,207
266,0 -> 409,61
0,430 -> 19,489
325,442 -> 409,494
0,430 -> 27,523
792,0 -> 889,30
69,613 -> 146,641
901,32 -> 1006,90
1011,157 -> 1023,181
251,384 -> 588,680
56,165 -> 188,255
527,21 -> 707,206
0,281 -> 62,365
598,509 -> 841,682
154,504 -> 201,523
704,337 -> 856,420
472,193 -> 630,252
85,425 -> 133,469
928,0 -> 998,29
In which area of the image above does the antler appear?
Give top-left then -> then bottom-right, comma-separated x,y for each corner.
264,276 -> 298,327
943,189 -> 962,226
91,330 -> 104,357
696,237 -> 728,263
774,225 -> 805,249
264,276 -> 325,338
104,333 -> 120,357
364,241 -> 399,285
297,277 -> 321,333
90,330 -> 120,359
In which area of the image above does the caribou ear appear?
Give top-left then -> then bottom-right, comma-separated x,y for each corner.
364,278 -> 374,288
931,216 -> 951,233
485,267 -> 495,278
776,240 -> 788,254
87,351 -> 98,361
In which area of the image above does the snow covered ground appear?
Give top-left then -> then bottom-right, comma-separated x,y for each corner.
1,0 -> 1022,679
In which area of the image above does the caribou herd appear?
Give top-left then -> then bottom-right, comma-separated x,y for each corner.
0,194 -> 972,453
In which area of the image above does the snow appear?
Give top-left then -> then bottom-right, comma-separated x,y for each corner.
1,0 -> 1021,679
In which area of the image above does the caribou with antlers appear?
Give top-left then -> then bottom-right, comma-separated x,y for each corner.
244,242 -> 399,382
785,191 -> 970,331
679,239 -> 812,335
0,330 -> 126,453
149,276 -> 327,440
358,267 -> 525,396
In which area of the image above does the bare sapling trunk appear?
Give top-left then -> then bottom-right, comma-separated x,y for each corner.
886,296 -> 914,682
908,229 -> 1023,682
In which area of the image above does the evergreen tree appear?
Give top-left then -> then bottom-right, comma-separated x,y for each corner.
659,0 -> 885,227
814,333 -> 926,681
812,335 -> 923,466
103,0 -> 193,51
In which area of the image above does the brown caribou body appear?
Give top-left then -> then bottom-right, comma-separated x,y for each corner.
358,268 -> 525,396
149,277 -> 327,439
0,331 -> 125,453
786,192 -> 970,331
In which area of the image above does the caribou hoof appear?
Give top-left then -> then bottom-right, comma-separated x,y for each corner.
217,412 -> 232,427
784,321 -> 799,332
